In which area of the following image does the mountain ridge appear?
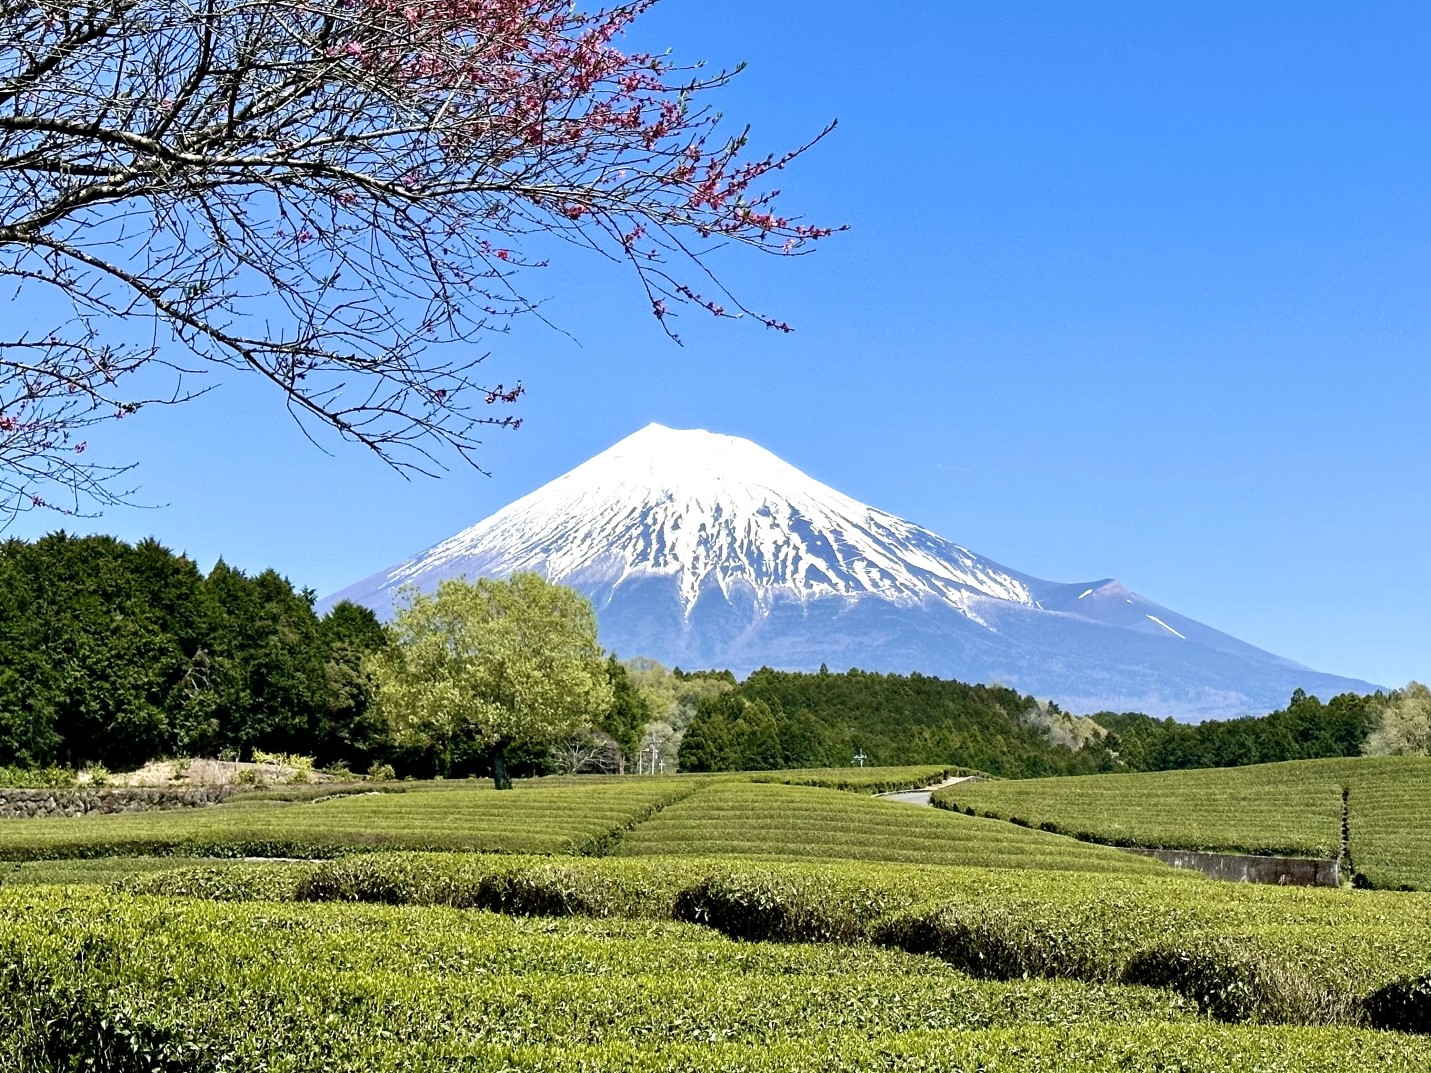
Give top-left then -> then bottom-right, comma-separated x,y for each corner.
323,423 -> 1380,719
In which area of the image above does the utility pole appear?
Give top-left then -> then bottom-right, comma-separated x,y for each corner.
853,748 -> 868,768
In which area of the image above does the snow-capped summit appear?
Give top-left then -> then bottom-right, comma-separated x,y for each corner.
377,423 -> 1032,617
323,424 -> 1382,719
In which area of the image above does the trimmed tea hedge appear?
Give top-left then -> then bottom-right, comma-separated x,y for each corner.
748,765 -> 982,794
0,886 -> 1199,1071
611,781 -> 1164,872
935,755 -> 1431,890
122,850 -> 1431,1031
5,883 -> 1431,1069
0,780 -> 696,861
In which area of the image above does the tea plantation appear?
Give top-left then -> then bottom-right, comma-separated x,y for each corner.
3,766 -> 1431,1070
933,755 -> 1431,889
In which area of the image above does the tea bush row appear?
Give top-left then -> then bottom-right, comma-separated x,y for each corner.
0,779 -> 697,861
748,765 -> 981,794
933,758 -> 1350,858
5,885 -> 1431,1069
0,886 -> 1208,1072
610,781 -> 1165,872
122,851 -> 1431,1031
0,778 -> 1164,875
1345,769 -> 1431,890
935,756 -> 1431,890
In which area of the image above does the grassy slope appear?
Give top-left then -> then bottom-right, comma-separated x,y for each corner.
934,756 -> 1431,889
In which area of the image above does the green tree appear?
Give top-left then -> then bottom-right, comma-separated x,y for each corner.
677,693 -> 785,772
368,574 -> 612,788
203,563 -> 328,758
1364,683 -> 1431,756
595,656 -> 651,773
314,601 -> 391,767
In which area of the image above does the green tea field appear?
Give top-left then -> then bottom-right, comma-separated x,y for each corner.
933,755 -> 1431,889
3,765 -> 1431,1070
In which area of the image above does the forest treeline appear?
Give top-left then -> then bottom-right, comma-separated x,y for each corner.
677,673 -> 1393,777
677,668 -> 1117,778
0,533 -> 391,770
0,533 -> 1405,780
1092,688 -> 1384,771
0,534 -> 654,778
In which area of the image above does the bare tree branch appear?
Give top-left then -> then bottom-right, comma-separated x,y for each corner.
0,0 -> 842,516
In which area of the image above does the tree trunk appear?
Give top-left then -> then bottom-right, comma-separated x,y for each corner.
491,744 -> 513,790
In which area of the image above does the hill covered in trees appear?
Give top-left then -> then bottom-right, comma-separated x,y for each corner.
675,670 -> 1396,779
678,667 -> 1118,778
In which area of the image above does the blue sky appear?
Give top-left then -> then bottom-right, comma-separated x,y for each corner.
10,1 -> 1430,692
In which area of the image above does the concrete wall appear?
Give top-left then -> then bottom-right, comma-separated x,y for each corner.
0,787 -> 232,819
1124,847 -> 1340,887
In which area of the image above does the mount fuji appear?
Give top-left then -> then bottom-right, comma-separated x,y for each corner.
323,423 -> 1380,719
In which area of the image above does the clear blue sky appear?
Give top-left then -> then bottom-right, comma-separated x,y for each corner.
11,1 -> 1430,692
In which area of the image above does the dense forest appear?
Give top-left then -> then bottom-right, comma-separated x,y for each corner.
0,533 -> 391,770
0,534 -> 650,778
1092,688 -> 1383,771
674,669 -> 1388,777
678,667 -> 1119,778
0,533 -> 1400,780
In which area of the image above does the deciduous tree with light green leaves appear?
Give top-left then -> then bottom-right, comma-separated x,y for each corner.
1364,682 -> 1431,757
368,574 -> 612,788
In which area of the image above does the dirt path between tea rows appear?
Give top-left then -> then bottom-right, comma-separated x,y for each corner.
877,774 -> 980,808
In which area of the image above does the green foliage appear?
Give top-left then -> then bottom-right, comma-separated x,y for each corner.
9,766 -> 1431,1057
1365,973 -> 1431,1034
1364,682 -> 1431,756
113,849 -> 1431,1036
935,755 -> 1431,890
1345,766 -> 1431,890
610,781 -> 1165,873
732,667 -> 1118,776
750,765 -> 980,793
0,766 -> 77,788
369,574 -> 613,786
251,750 -> 315,773
0,534 -> 390,772
936,758 -> 1350,857
0,886 -> 1263,1071
594,656 -> 649,766
0,780 -> 694,861
678,693 -> 790,771
1094,688 -> 1382,771
1,856 -> 257,888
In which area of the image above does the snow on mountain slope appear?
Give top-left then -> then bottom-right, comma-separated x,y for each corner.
323,423 -> 1382,719
370,423 -> 1035,616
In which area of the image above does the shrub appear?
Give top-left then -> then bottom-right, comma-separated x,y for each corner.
673,869 -> 886,944
1364,973 -> 1431,1034
0,767 -> 78,789
875,903 -> 1112,982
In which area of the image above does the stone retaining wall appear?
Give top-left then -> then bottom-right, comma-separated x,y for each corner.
1124,846 -> 1340,887
0,787 -> 232,819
